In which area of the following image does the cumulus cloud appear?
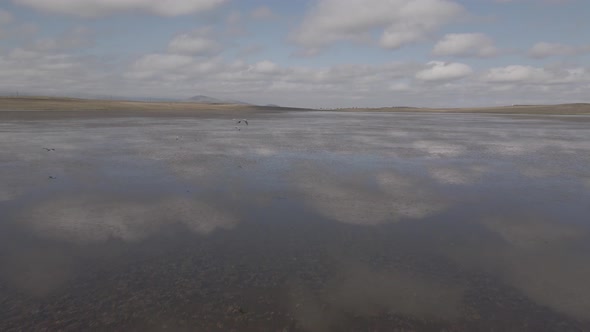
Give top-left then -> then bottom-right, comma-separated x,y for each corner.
251,6 -> 275,19
167,28 -> 222,56
496,0 -> 574,3
528,42 -> 589,59
433,33 -> 498,57
415,61 -> 473,81
31,26 -> 95,52
12,22 -> 38,37
3,39 -> 589,108
482,65 -> 551,83
226,10 -> 241,25
388,82 -> 411,91
293,0 -> 465,52
480,65 -> 589,84
131,54 -> 196,73
124,52 -> 419,97
2,19 -> 589,109
0,9 -> 13,24
11,0 -> 226,17
251,60 -> 280,74
237,44 -> 265,57
0,47 -> 118,98
0,9 -> 13,39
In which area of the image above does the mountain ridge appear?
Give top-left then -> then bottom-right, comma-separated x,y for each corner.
188,95 -> 249,105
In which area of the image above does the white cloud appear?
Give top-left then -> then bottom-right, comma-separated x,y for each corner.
528,42 -> 589,59
496,0 -> 574,3
14,22 -> 38,36
2,41 -> 589,108
126,53 -> 215,80
481,65 -> 590,85
251,6 -> 275,20
134,54 -> 195,71
389,82 -> 411,91
2,22 -> 589,109
482,65 -> 552,83
31,26 -> 94,52
293,0 -> 465,52
237,44 -> 265,57
226,10 -> 241,25
0,10 -> 13,39
167,28 -> 221,56
11,0 -> 226,17
415,61 -> 473,81
250,60 -> 280,74
124,54 -> 419,94
0,9 -> 13,24
0,47 -> 118,98
433,33 -> 498,57
8,47 -> 40,60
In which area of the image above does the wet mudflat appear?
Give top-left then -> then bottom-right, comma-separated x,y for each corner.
1,110 -> 589,331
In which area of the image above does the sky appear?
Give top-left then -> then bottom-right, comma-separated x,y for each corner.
0,0 -> 589,108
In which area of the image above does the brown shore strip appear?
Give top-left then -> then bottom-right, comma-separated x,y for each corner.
1,96 -> 590,118
0,96 -> 307,120
333,103 -> 590,114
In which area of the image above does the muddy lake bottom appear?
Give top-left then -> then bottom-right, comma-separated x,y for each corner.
1,110 -> 590,331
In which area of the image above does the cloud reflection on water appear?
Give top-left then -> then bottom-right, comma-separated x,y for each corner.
0,246 -> 74,297
289,262 -> 464,331
429,165 -> 488,185
24,195 -> 238,244
291,163 -> 448,225
1,112 -> 590,328
446,214 -> 590,320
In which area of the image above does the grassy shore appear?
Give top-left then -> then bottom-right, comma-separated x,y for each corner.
1,96 -> 590,115
0,96 -> 303,119
334,103 -> 590,114
0,96 -> 259,112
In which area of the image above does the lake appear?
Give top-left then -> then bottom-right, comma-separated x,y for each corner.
1,111 -> 589,331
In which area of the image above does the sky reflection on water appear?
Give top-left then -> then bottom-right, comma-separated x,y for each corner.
1,112 -> 589,331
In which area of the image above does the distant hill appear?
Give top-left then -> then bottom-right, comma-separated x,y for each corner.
188,95 -> 249,105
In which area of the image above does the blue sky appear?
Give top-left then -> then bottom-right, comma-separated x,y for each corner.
1,0 -> 589,107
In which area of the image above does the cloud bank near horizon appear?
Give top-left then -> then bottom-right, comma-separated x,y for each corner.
1,0 -> 589,107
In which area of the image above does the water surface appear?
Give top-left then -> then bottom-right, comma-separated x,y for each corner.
1,111 -> 589,331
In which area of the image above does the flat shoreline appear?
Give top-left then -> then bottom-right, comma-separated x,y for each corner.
0,97 -> 302,120
1,96 -> 590,117
0,96 -> 300,112
333,103 -> 590,115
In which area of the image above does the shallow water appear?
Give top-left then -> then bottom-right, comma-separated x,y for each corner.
1,111 -> 590,331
